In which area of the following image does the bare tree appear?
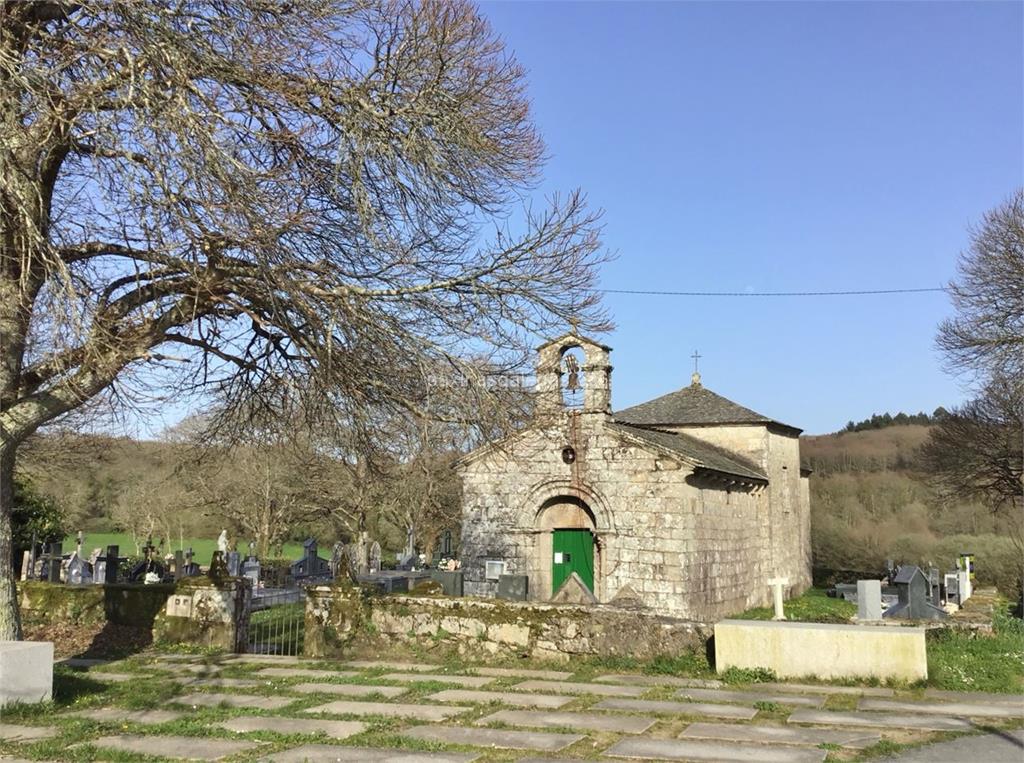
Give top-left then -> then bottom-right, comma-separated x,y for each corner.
0,1 -> 609,637
937,189 -> 1024,382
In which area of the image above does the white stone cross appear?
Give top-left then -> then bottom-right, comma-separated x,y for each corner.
767,577 -> 789,620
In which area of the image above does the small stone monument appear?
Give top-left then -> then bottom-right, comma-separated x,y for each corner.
368,541 -> 381,574
856,579 -> 882,620
209,550 -> 229,579
242,557 -> 261,589
227,550 -> 241,577
767,577 -> 788,620
65,552 -> 91,585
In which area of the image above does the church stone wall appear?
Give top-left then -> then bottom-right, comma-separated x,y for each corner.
459,412 -> 775,621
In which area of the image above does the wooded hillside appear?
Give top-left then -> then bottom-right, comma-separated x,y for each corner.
803,425 -> 1020,595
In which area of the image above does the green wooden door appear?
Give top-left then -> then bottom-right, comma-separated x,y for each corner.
552,529 -> 594,594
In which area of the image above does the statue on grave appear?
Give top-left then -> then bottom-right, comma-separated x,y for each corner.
217,529 -> 229,553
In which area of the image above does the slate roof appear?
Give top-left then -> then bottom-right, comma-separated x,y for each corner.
609,422 -> 768,482
614,383 -> 799,432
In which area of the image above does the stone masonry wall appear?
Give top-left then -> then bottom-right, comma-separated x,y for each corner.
304,584 -> 710,662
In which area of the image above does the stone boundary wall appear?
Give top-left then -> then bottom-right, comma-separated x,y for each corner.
305,583 -> 711,661
19,581 -> 175,628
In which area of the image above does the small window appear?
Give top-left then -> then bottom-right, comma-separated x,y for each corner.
485,560 -> 506,581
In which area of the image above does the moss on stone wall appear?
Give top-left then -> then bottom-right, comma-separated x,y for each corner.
18,581 -> 174,627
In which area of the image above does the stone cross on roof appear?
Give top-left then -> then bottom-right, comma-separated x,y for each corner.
691,350 -> 702,387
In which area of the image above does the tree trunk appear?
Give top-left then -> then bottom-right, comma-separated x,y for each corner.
0,447 -> 23,640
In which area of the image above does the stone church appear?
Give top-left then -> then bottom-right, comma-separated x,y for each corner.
457,332 -> 812,621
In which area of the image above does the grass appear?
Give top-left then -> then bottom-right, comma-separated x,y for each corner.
927,604 -> 1024,693
734,586 -> 856,623
60,532 -> 305,562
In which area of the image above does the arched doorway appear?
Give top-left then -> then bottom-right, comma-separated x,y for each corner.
535,495 -> 597,596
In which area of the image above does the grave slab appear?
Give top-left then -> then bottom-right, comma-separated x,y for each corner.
604,737 -> 826,762
679,722 -> 881,749
215,716 -> 365,738
86,734 -> 260,761
66,708 -> 184,725
512,680 -> 645,697
346,660 -> 440,671
84,672 -> 135,682
402,725 -> 584,752
787,709 -> 974,731
303,700 -> 470,721
0,724 -> 57,742
173,677 -> 265,689
256,667 -> 358,679
675,687 -> 823,708
921,689 -> 1024,706
290,682 -> 407,698
858,697 -> 1024,719
473,668 -> 573,681
0,641 -> 53,707
595,674 -> 723,688
595,698 -> 756,720
265,745 -> 478,762
173,691 -> 295,710
381,672 -> 493,688
429,689 -> 573,709
476,709 -> 655,734
756,682 -> 894,697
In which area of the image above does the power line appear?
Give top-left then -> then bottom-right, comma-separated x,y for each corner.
601,286 -> 948,297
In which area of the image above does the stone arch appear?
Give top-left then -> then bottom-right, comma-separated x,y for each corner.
518,479 -> 616,534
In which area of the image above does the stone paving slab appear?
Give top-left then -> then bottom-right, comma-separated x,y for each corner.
173,676 -> 266,689
595,674 -> 723,688
263,745 -> 479,762
428,689 -> 573,709
303,700 -> 471,721
921,689 -> 1024,706
173,691 -> 296,710
679,721 -> 881,749
346,660 -> 441,671
85,734 -> 261,761
290,682 -> 408,698
595,698 -> 756,720
83,671 -> 135,682
57,657 -> 110,667
858,697 -> 1024,719
381,672 -> 494,688
472,668 -> 574,681
883,729 -> 1024,762
148,654 -> 199,661
159,662 -> 224,675
256,667 -> 359,679
675,687 -> 824,708
788,709 -> 974,731
757,682 -> 894,697
512,680 -> 645,697
0,724 -> 57,742
401,725 -> 585,752
476,709 -> 656,734
223,654 -> 301,664
66,708 -> 185,725
604,737 -> 826,762
215,716 -> 365,738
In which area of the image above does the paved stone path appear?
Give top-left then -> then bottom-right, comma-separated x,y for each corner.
884,729 -> 1024,762
15,653 -> 1023,763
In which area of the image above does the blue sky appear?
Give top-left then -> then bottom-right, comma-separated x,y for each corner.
481,0 -> 1023,434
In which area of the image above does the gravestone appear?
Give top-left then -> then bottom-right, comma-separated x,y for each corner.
767,576 -> 788,620
368,541 -> 381,574
356,532 -> 369,574
174,550 -> 185,581
290,538 -> 331,579
928,567 -> 942,606
884,565 -> 947,620
329,542 -> 344,578
856,579 -> 882,620
104,545 -> 119,583
398,524 -> 416,569
242,559 -> 261,590
209,550 -> 229,579
46,542 -> 63,583
227,551 -> 241,578
19,551 -> 31,582
65,552 -> 91,585
497,574 -> 528,601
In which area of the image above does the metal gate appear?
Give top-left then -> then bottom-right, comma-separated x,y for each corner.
246,588 -> 306,656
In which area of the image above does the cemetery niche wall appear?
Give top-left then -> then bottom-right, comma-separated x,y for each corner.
457,332 -> 813,621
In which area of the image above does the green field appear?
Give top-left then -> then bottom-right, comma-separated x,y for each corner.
60,532 -> 305,562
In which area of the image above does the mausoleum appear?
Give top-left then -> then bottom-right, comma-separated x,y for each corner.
457,332 -> 812,621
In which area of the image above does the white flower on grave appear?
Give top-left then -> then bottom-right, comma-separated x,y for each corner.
144,571 -> 160,584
